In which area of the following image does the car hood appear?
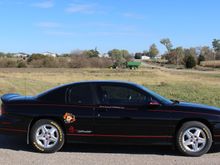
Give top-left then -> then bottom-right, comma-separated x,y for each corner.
176,102 -> 220,112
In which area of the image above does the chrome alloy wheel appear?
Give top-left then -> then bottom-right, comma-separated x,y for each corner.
182,127 -> 207,152
35,124 -> 59,149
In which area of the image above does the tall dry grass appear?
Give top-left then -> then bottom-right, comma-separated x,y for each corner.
200,60 -> 220,68
0,68 -> 220,107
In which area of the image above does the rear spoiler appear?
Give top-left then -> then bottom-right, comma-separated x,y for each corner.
1,93 -> 21,104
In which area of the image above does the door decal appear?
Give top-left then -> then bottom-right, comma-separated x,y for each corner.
63,113 -> 76,124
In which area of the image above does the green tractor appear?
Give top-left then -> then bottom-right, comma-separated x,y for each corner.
126,61 -> 141,69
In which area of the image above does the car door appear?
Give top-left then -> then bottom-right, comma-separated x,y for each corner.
93,83 -> 172,144
65,83 -> 95,142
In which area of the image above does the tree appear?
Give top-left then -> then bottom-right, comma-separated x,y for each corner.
143,50 -> 149,56
121,49 -> 131,60
199,46 -> 214,61
184,48 -> 197,59
83,48 -> 99,58
160,38 -> 173,53
135,53 -> 142,59
164,47 -> 184,65
108,49 -> 130,67
212,39 -> 220,52
108,49 -> 123,60
184,48 -> 197,68
212,39 -> 220,60
0,52 -> 5,57
164,51 -> 177,64
27,54 -> 45,62
70,49 -> 84,56
149,44 -> 159,58
175,47 -> 185,65
198,55 -> 205,65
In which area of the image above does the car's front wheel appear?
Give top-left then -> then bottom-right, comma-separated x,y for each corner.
30,119 -> 65,153
176,121 -> 212,156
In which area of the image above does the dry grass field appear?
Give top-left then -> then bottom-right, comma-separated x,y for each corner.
0,68 -> 220,107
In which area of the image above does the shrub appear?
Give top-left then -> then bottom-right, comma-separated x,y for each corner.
17,60 -> 27,68
28,56 -> 59,68
0,55 -> 113,68
185,55 -> 196,68
69,56 -> 113,68
0,58 -> 17,67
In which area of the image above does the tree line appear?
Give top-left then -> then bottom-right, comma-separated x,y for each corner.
134,38 -> 220,68
0,38 -> 220,68
0,49 -> 132,68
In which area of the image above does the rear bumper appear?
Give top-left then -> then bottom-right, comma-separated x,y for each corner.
0,115 -> 27,135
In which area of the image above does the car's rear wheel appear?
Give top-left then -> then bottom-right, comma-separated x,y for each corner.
176,121 -> 212,156
30,119 -> 64,153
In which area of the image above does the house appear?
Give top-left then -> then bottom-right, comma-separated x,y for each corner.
141,55 -> 150,60
99,53 -> 109,58
42,52 -> 57,57
155,55 -> 162,59
14,53 -> 29,58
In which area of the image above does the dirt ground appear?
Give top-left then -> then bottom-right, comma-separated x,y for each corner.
0,135 -> 220,165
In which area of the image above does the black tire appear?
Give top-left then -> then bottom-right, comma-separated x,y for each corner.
176,121 -> 212,157
30,119 -> 65,153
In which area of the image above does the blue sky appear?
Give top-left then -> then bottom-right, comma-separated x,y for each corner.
0,0 -> 220,54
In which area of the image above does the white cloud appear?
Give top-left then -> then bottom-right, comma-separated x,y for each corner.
44,31 -> 75,37
44,31 -> 143,37
87,31 -> 144,37
36,22 -> 61,28
65,3 -> 96,14
122,12 -> 144,19
32,0 -> 54,9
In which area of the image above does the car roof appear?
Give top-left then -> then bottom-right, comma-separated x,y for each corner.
68,80 -> 143,89
71,80 -> 138,85
37,80 -> 140,98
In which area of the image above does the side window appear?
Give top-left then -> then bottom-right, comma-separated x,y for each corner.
97,85 -> 151,105
68,84 -> 93,105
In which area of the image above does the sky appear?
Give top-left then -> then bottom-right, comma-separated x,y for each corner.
0,0 -> 220,54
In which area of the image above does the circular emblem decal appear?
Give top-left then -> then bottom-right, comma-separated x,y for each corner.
63,113 -> 76,124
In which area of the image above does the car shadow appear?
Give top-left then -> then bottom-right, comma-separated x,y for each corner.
0,135 -> 220,156
0,135 -> 32,151
61,143 -> 177,155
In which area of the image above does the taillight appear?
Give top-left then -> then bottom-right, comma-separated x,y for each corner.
0,104 -> 5,116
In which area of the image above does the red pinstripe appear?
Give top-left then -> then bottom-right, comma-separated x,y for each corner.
66,133 -> 173,138
0,128 -> 26,132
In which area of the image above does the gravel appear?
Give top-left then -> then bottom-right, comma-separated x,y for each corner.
0,135 -> 220,165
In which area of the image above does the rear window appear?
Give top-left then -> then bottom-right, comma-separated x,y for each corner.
38,87 -> 66,104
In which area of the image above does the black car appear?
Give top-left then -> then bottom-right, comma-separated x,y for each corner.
0,81 -> 220,156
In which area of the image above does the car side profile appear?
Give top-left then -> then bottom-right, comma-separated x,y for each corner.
0,81 -> 220,156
